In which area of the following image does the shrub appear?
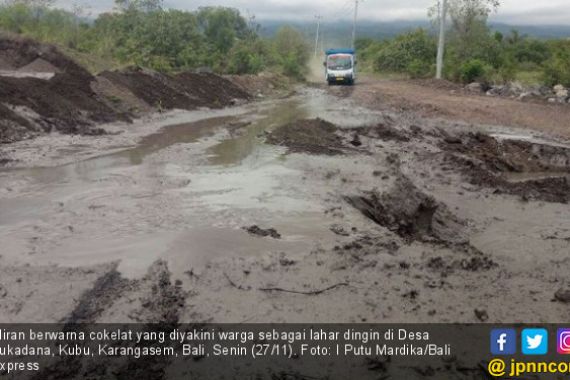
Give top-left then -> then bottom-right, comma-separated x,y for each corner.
542,41 -> 570,87
459,59 -> 490,83
226,39 -> 267,74
406,59 -> 434,79
374,29 -> 437,73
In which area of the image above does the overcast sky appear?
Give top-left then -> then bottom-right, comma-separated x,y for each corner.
58,0 -> 570,25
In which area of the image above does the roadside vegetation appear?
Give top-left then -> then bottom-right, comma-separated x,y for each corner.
357,0 -> 570,87
0,0 -> 310,78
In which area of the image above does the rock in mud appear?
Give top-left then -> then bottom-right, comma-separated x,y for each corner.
266,118 -> 346,155
474,308 -> 489,322
554,288 -> 570,303
466,82 -> 484,93
345,176 -> 468,244
243,225 -> 282,239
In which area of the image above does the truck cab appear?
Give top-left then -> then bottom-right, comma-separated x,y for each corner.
324,48 -> 356,85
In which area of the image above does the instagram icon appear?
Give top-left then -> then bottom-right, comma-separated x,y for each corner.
558,329 -> 570,354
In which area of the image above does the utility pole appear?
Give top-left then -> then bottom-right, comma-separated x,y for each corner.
351,0 -> 360,49
436,0 -> 448,79
314,15 -> 322,57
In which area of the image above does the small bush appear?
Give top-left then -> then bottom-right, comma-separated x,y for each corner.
493,57 -> 518,84
459,59 -> 490,83
406,59 -> 434,79
374,29 -> 437,73
226,40 -> 267,74
542,42 -> 570,87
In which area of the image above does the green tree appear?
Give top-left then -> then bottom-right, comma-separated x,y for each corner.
374,29 -> 437,74
273,26 -> 309,79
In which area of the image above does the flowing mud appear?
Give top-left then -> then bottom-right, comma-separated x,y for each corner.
1,84 -> 570,327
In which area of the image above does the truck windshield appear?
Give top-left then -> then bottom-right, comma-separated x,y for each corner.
327,55 -> 352,70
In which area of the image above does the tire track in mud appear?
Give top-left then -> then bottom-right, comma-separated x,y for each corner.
28,261 -> 186,380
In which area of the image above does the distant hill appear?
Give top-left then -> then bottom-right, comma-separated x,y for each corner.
259,19 -> 570,46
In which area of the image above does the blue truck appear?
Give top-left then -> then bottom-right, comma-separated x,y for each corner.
324,48 -> 357,85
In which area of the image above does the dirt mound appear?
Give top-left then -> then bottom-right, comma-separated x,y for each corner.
91,75 -> 151,116
0,36 -> 252,144
225,73 -> 289,96
439,132 -> 570,203
266,118 -> 346,155
0,36 -> 127,143
346,176 -> 468,244
99,68 -> 250,111
17,57 -> 60,73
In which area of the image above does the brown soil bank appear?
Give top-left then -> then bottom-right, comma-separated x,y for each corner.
0,36 -> 251,144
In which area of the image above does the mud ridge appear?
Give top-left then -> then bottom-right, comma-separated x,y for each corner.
345,176 -> 468,244
439,131 -> 570,203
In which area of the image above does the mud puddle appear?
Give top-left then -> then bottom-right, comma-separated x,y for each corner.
0,88 -> 378,280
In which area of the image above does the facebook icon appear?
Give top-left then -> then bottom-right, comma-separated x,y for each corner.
491,329 -> 517,355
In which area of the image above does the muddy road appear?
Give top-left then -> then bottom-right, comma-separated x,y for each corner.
1,82 -> 570,324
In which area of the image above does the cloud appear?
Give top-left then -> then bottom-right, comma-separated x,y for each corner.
55,0 -> 570,25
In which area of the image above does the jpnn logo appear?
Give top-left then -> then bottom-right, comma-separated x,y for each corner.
522,329 -> 548,355
491,329 -> 517,355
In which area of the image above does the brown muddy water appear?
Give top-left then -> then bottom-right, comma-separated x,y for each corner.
0,88 -> 382,278
2,86 -> 570,324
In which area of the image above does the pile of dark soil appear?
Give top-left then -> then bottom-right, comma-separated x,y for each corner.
439,132 -> 570,203
0,36 -> 126,143
0,36 -> 252,145
345,176 -> 468,244
266,118 -> 346,155
176,72 -> 251,107
99,68 -> 250,111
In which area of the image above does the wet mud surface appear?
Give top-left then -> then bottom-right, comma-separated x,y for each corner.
438,130 -> 570,203
1,82 -> 570,328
